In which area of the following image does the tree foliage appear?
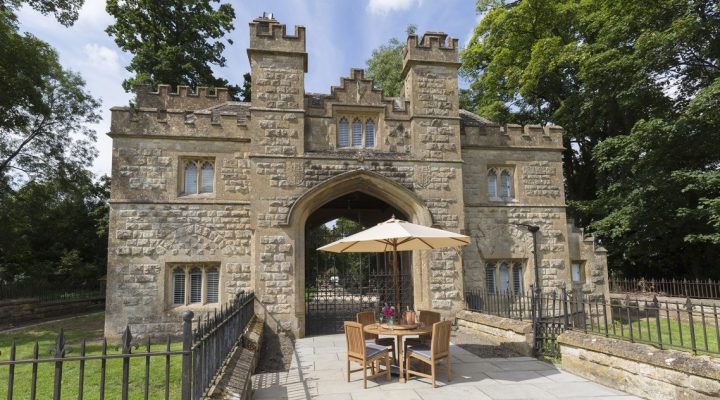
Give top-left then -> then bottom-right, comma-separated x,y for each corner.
0,168 -> 109,284
462,0 -> 720,277
105,0 -> 239,97
0,3 -> 99,182
366,25 -> 416,97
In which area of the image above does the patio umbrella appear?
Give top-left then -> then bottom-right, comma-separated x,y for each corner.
317,216 -> 471,312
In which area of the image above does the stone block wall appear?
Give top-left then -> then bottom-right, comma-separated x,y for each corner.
558,330 -> 720,399
456,310 -> 533,356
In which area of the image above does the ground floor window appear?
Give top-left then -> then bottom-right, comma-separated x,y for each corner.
169,263 -> 220,306
571,261 -> 585,284
485,261 -> 524,294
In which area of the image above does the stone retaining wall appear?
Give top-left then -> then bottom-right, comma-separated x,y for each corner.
0,297 -> 105,327
209,316 -> 264,400
558,330 -> 720,400
455,310 -> 534,356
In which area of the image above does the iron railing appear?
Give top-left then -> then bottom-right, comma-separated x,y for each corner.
610,277 -> 720,300
465,288 -> 720,357
0,290 -> 255,400
0,280 -> 105,303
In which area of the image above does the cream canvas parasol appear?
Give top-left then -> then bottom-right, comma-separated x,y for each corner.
317,216 -> 470,310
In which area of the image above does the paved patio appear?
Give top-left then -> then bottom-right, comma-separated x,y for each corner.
252,333 -> 640,400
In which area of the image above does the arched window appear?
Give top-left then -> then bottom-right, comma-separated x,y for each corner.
172,268 -> 185,305
485,263 -> 496,293
487,170 -> 497,198
189,268 -> 202,303
206,267 -> 219,303
184,162 -> 198,194
338,118 -> 349,147
200,162 -> 214,193
352,119 -> 362,146
499,262 -> 510,293
512,263 -> 523,294
500,170 -> 512,198
365,119 -> 375,147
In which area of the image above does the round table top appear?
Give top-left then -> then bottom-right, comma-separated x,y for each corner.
363,323 -> 432,336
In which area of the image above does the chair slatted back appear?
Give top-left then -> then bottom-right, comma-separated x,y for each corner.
419,310 -> 441,327
344,321 -> 366,359
356,311 -> 378,340
430,320 -> 452,358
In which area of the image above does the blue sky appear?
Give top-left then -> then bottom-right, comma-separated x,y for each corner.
18,0 -> 481,176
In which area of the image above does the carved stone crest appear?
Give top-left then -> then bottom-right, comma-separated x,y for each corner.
286,160 -> 305,186
414,165 -> 432,189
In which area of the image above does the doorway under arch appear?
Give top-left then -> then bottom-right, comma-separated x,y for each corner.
304,192 -> 413,335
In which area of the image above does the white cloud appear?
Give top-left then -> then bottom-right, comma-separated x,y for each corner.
83,44 -> 121,72
367,0 -> 422,15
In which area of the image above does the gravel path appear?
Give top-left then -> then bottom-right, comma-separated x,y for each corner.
255,325 -> 295,373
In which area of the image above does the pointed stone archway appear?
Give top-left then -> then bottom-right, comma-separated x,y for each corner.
285,170 -> 434,337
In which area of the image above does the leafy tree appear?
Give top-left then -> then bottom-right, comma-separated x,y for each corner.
0,4 -> 100,181
106,0 -> 239,97
0,168 -> 109,284
461,0 -> 720,277
366,24 -> 416,97
239,72 -> 251,102
4,0 -> 84,26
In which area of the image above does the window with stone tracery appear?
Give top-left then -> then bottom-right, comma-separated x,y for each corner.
485,261 -> 524,294
169,263 -> 220,306
337,114 -> 376,148
487,166 -> 514,201
180,158 -> 215,195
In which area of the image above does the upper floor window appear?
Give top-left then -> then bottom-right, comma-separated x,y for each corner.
181,159 -> 215,195
337,115 -> 376,148
338,118 -> 350,147
488,167 -> 514,201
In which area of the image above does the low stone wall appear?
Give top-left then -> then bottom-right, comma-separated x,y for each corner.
558,330 -> 720,400
455,310 -> 534,356
209,316 -> 264,400
0,297 -> 105,327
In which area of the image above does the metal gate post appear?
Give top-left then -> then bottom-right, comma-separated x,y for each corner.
182,311 -> 194,400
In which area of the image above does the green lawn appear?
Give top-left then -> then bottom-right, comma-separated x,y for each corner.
0,313 -> 184,399
601,317 -> 720,356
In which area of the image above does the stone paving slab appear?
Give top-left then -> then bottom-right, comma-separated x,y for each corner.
253,334 -> 641,400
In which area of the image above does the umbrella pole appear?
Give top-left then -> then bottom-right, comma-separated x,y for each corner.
393,243 -> 400,313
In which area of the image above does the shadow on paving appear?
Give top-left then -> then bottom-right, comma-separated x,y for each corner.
255,324 -> 295,373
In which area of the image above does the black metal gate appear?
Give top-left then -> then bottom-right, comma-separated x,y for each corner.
305,227 -> 413,335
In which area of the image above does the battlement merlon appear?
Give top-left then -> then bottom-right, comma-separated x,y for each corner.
135,84 -> 229,110
248,16 -> 308,72
401,32 -> 461,77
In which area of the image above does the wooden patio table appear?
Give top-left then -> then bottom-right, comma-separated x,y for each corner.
363,323 -> 432,383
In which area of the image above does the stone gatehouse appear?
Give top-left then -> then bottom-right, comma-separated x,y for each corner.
104,15 -> 608,338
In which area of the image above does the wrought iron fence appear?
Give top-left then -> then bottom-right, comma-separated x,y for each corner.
609,277 -> 720,300
465,288 -> 720,358
0,280 -> 105,303
0,290 -> 255,400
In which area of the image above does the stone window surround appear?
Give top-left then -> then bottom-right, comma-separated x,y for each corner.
571,260 -> 587,285
179,157 -> 216,197
167,262 -> 221,308
485,260 -> 525,294
487,166 -> 516,202
337,113 -> 377,149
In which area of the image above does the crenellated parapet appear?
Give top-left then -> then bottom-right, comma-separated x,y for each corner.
109,96 -> 250,141
460,110 -> 564,149
402,32 -> 460,77
135,84 -> 229,110
248,13 -> 307,72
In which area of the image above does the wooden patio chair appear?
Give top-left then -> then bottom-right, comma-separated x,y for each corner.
344,321 -> 391,388
405,320 -> 452,388
356,310 -> 396,364
403,309 -> 440,355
